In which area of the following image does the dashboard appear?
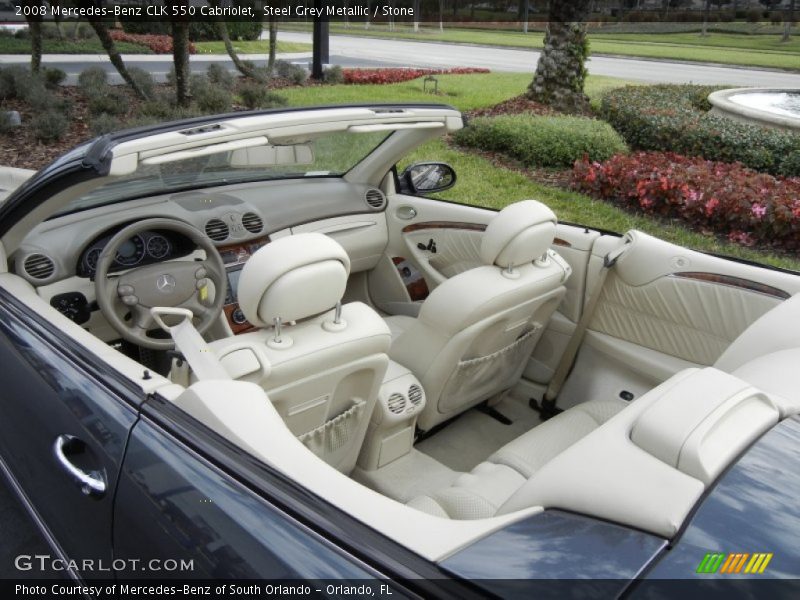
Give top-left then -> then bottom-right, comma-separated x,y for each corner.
77,228 -> 195,279
15,177 -> 389,339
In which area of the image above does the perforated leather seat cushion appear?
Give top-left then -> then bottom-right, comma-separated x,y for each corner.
407,399 -> 626,519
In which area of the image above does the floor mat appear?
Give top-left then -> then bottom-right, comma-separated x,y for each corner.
416,394 -> 543,472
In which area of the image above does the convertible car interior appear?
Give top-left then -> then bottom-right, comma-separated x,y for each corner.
2,104 -> 800,562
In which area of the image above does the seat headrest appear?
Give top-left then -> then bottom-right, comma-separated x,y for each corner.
237,232 -> 351,328
480,200 -> 557,268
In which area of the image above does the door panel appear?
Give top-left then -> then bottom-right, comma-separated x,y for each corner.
550,231 -> 800,408
0,289 -> 139,575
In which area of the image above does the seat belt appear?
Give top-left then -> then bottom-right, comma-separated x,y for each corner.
540,241 -> 631,410
151,307 -> 231,381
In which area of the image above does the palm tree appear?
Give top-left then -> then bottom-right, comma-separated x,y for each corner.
24,14 -> 42,73
86,18 -> 149,99
171,19 -> 192,107
526,0 -> 591,114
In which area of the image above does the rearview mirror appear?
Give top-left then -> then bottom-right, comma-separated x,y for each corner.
229,144 -> 315,168
400,162 -> 457,195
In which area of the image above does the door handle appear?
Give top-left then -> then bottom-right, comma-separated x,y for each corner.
53,435 -> 107,498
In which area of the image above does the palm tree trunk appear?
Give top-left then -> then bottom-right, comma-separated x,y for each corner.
216,20 -> 257,77
25,15 -> 42,73
268,16 -> 278,73
526,0 -> 591,114
87,19 -> 149,99
171,20 -> 192,107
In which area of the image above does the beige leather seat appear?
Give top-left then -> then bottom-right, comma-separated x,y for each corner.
385,200 -> 571,431
207,232 -> 391,474
406,399 -> 626,518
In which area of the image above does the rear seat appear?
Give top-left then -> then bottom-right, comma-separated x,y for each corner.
407,293 -> 800,520
407,399 -> 626,518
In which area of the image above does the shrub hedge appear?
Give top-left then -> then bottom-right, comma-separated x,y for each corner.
601,84 -> 800,177
454,114 -> 628,169
573,152 -> 800,252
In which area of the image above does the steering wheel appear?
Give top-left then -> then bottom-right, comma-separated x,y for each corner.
95,218 -> 227,350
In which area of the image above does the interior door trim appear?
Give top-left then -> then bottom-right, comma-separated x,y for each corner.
401,221 -> 572,247
671,272 -> 790,300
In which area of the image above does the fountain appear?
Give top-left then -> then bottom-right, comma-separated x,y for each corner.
708,88 -> 800,132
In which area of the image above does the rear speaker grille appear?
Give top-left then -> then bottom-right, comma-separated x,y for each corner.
204,218 -> 230,242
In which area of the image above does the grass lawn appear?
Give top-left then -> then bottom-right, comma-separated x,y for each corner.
279,73 -> 631,113
0,37 -> 150,54
281,23 -> 800,71
280,71 -> 797,270
193,40 -> 312,54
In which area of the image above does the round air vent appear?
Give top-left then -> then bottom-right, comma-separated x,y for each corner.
204,218 -> 229,242
408,384 -> 423,409
387,392 -> 406,415
23,253 -> 55,280
242,212 -> 264,234
365,188 -> 386,210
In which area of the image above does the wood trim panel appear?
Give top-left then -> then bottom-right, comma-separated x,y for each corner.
402,221 -> 486,234
401,221 -> 572,247
392,256 -> 430,302
671,272 -> 790,300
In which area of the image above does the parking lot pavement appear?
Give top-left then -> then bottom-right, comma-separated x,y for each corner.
0,480 -> 60,579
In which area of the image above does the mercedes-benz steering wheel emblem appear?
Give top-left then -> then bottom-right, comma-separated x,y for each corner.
156,274 -> 176,293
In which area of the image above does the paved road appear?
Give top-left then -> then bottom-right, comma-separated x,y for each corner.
2,32 -> 800,87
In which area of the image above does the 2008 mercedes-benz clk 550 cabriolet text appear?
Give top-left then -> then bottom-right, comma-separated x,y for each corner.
0,104 -> 798,597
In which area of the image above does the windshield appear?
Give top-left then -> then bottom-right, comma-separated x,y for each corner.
58,130 -> 391,216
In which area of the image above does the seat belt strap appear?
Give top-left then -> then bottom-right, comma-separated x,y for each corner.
542,241 -> 630,404
151,307 -> 231,381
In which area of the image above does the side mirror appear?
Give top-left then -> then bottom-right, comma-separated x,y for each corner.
400,162 -> 457,195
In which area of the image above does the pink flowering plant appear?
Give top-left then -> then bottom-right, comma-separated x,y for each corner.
573,152 -> 800,252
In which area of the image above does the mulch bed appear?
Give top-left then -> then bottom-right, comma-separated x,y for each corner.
465,95 -> 560,119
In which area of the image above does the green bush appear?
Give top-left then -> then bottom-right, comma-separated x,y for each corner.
88,88 -> 129,117
194,85 -> 232,113
78,67 -> 108,97
127,67 -> 155,99
238,83 -> 288,110
324,65 -> 344,85
454,114 -> 629,169
139,94 -> 177,119
274,60 -> 308,85
30,110 -> 68,143
90,113 -> 122,136
601,85 -> 800,177
0,66 -> 30,100
206,63 -> 235,90
42,67 -> 67,89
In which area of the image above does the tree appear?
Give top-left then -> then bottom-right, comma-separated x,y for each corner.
526,0 -> 591,114
268,14 -> 278,73
206,0 -> 257,78
782,0 -> 796,42
171,20 -> 191,107
24,15 -> 42,73
85,18 -> 149,99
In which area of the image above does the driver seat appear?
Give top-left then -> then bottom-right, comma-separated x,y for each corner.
203,233 -> 391,474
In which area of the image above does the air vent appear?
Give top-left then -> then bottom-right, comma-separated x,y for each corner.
408,384 -> 423,408
205,218 -> 230,242
23,254 -> 55,280
365,188 -> 386,209
387,393 -> 406,415
242,212 -> 264,234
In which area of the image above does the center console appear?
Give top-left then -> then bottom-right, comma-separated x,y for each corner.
358,360 -> 427,471
218,236 -> 270,334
